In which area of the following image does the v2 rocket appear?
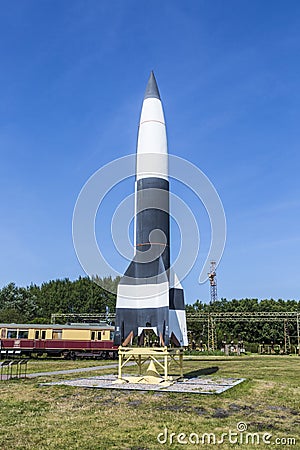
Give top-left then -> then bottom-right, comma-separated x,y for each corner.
114,72 -> 188,348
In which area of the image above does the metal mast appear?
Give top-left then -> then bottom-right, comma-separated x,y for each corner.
284,319 -> 291,354
207,315 -> 217,351
208,261 -> 218,304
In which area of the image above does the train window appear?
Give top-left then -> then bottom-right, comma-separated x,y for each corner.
35,330 -> 39,339
1,329 -> 6,339
18,330 -> 29,339
110,331 -> 114,340
97,332 -> 102,340
41,330 -> 46,339
53,330 -> 62,339
7,329 -> 17,339
91,331 -> 96,340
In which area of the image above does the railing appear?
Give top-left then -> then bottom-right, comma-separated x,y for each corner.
0,359 -> 29,381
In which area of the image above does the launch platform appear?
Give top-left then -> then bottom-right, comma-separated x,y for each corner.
116,346 -> 184,384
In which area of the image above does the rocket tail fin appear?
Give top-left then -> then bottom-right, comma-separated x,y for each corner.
169,272 -> 188,347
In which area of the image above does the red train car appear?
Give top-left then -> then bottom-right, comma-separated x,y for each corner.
0,323 -> 118,359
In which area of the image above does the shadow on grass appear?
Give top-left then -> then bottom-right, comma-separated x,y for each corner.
184,366 -> 219,378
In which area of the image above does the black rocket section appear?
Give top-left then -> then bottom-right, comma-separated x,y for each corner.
135,177 -> 170,272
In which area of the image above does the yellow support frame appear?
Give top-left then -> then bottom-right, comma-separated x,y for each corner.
117,346 -> 184,381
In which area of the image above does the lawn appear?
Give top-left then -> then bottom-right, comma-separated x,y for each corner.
0,355 -> 299,449
23,358 -> 117,374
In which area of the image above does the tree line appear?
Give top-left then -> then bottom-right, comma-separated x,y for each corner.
0,276 -> 299,345
186,298 -> 300,346
0,276 -> 119,324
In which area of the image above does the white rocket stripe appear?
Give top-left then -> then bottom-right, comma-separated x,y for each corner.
137,97 -> 168,181
117,282 -> 169,308
136,153 -> 168,181
139,98 -> 165,125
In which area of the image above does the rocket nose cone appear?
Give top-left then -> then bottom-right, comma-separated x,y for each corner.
144,71 -> 161,100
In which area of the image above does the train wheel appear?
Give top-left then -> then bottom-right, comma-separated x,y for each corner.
63,351 -> 77,360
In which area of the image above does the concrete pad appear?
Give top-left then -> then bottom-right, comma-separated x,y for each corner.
42,374 -> 245,394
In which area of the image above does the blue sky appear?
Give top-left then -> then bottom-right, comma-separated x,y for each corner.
0,1 -> 299,303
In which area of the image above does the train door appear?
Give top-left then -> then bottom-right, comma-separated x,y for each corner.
34,329 -> 46,350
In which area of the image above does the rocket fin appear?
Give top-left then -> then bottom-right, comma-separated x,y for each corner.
169,271 -> 188,347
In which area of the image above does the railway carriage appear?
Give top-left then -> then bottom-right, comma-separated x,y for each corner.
0,323 -> 118,359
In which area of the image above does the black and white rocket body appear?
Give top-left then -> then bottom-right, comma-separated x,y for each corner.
114,72 -> 188,347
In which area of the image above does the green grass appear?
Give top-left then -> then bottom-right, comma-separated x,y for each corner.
0,356 -> 299,449
23,358 -> 117,374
